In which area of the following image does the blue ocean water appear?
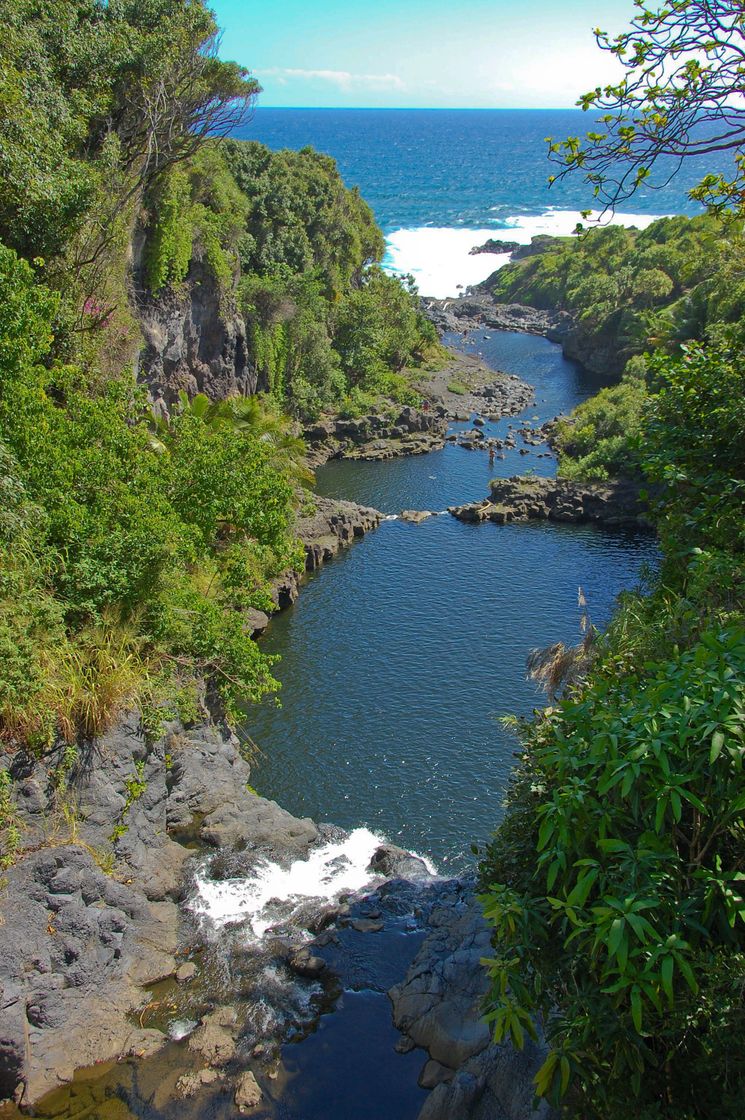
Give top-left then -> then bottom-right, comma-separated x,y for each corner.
236,107 -> 722,232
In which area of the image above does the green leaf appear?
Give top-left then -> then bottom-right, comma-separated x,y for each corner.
710,730 -> 725,762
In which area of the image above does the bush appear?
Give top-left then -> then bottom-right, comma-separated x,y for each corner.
480,344 -> 745,1118
0,242 -> 299,740
481,624 -> 745,1118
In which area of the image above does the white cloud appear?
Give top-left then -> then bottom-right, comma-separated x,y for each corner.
255,67 -> 405,91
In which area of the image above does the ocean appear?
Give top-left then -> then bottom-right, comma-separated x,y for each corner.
233,107 -> 725,297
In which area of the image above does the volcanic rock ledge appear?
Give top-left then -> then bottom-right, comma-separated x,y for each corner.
449,476 -> 651,530
252,495 -> 384,627
303,405 -> 448,466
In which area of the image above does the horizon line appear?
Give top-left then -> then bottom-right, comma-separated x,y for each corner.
254,105 -> 583,112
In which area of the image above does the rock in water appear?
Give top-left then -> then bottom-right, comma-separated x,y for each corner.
234,1071 -> 262,1111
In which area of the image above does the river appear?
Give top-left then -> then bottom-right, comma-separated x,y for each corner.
245,330 -> 658,870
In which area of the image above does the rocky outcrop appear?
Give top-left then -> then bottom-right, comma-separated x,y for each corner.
469,239 -> 521,256
134,253 -> 259,407
423,294 -> 572,344
450,475 -> 651,529
257,496 -> 384,625
296,496 -> 383,572
0,716 -> 319,1105
390,880 -> 553,1120
303,405 -> 447,466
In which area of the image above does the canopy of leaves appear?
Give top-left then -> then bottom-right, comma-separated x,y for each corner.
547,0 -> 745,216
0,242 -> 299,744
0,0 -> 258,265
480,343 -> 745,1118
487,214 -> 744,377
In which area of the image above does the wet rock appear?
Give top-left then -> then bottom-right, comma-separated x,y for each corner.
387,881 -> 555,1120
175,962 -> 197,984
288,949 -> 326,979
419,1059 -> 455,1089
234,1070 -> 263,1111
350,918 -> 384,933
400,510 -> 434,524
187,1008 -> 237,1066
176,1067 -> 221,1096
449,476 -> 651,529
368,844 -> 433,882
0,845 -> 177,1104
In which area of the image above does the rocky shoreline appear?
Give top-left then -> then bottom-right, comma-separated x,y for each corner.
449,475 -> 651,529
423,290 -> 622,378
0,709 -> 548,1119
303,405 -> 448,467
0,324 -> 624,1119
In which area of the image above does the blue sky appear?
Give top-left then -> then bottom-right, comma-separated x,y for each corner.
210,0 -> 634,109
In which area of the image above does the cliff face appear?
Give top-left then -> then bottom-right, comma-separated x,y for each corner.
133,250 -> 261,407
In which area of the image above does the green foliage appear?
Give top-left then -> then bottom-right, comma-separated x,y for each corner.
446,380 -> 469,395
546,1 -> 745,217
333,268 -> 437,390
223,140 -> 384,296
221,142 -> 435,418
0,768 -> 22,869
0,242 -> 299,741
481,344 -> 745,1118
488,215 -> 744,375
644,343 -> 745,564
0,0 -> 257,267
554,375 -> 649,480
144,144 -> 249,295
481,625 -> 745,1117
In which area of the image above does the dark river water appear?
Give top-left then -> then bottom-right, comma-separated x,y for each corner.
245,332 -> 658,870
9,331 -> 659,1120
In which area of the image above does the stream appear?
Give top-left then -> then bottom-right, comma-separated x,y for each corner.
4,331 -> 659,1120
245,331 -> 659,869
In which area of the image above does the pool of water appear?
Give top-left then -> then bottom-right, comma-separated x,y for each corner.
245,332 -> 657,870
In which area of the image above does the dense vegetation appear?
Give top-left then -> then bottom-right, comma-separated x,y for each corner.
0,0 -> 439,775
480,4 -> 745,1113
488,216 -> 745,376
486,214 -> 745,481
142,138 -> 438,418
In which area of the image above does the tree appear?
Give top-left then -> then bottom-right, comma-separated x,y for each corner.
548,1 -> 745,216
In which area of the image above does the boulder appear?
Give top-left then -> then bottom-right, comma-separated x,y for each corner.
234,1071 -> 263,1111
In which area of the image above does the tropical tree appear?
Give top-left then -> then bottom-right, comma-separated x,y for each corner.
547,1 -> 745,216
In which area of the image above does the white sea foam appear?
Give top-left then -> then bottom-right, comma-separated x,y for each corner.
191,827 -> 389,939
383,209 -> 669,299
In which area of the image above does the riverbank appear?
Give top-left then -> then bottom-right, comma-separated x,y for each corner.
0,328 -> 655,1120
0,707 -> 549,1119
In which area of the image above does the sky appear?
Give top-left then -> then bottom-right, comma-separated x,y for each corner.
210,0 -> 634,110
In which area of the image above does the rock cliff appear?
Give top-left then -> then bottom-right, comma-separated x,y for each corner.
133,250 -> 260,407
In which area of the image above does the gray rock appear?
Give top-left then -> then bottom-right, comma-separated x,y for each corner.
350,918 -> 384,933
135,251 -> 258,405
288,949 -> 326,979
187,1008 -> 237,1066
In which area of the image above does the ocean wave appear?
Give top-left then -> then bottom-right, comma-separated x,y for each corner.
383,209 -> 669,299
